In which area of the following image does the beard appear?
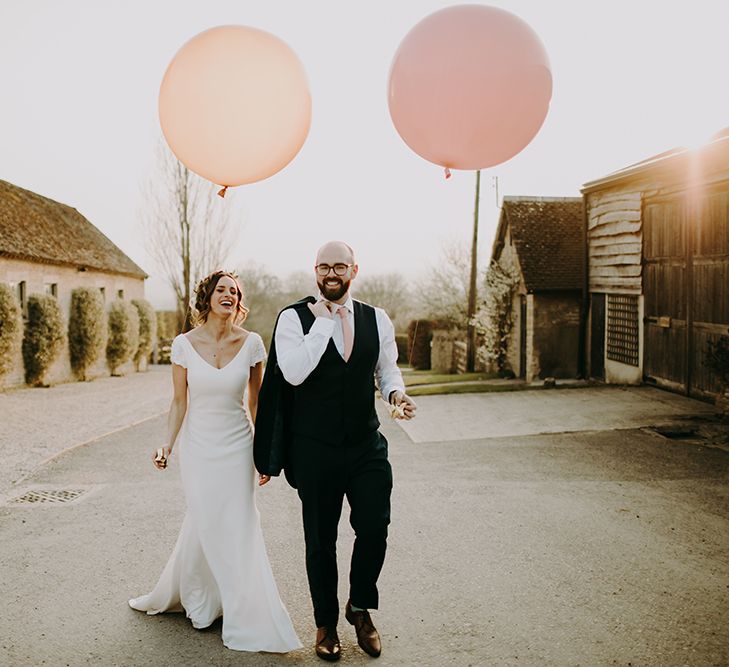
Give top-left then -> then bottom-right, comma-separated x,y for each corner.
317,276 -> 350,301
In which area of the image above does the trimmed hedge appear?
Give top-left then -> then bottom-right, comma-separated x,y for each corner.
22,294 -> 65,386
132,299 -> 157,370
107,299 -> 140,375
69,287 -> 107,381
0,283 -> 22,379
395,333 -> 409,366
407,319 -> 435,370
156,310 -> 179,341
405,319 -> 456,370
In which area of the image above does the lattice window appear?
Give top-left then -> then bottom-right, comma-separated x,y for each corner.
607,294 -> 640,366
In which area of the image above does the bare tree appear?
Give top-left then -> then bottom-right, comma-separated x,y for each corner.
143,141 -> 239,332
353,273 -> 413,332
238,263 -> 283,306
237,263 -> 283,348
236,265 -> 318,348
414,239 -> 475,327
283,270 -> 318,300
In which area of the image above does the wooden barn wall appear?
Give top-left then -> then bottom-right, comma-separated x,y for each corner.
586,190 -> 642,294
586,169 -> 729,399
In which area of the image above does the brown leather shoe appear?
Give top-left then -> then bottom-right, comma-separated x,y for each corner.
315,625 -> 341,662
345,600 -> 382,657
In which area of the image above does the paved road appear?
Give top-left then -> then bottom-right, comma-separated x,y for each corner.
399,385 -> 716,443
0,367 -> 171,497
1,389 -> 727,666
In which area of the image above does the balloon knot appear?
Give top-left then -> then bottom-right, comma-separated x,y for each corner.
444,168 -> 452,179
217,186 -> 228,198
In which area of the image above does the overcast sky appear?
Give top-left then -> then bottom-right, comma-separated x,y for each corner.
2,1 -> 728,307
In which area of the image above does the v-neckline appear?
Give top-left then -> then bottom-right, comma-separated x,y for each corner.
183,332 -> 252,371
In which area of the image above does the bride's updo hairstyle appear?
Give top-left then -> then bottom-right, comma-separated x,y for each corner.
192,270 -> 249,326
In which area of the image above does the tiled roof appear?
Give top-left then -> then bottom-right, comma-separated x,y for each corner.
0,179 -> 146,278
495,196 -> 584,292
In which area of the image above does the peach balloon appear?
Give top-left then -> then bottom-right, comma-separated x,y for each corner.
159,26 -> 311,188
388,5 -> 552,171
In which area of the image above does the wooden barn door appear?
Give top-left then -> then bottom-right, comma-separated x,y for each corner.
691,187 -> 729,398
644,186 -> 729,397
643,195 -> 688,392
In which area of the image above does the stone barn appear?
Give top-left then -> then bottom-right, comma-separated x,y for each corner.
0,179 -> 147,387
486,196 -> 584,382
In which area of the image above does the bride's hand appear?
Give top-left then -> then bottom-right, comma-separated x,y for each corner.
153,446 -> 171,470
258,473 -> 271,486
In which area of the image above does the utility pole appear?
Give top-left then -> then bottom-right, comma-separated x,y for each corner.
466,170 -> 481,372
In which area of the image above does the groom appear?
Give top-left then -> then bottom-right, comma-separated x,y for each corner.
254,241 -> 416,661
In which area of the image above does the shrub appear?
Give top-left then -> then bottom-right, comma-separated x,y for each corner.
132,299 -> 157,370
473,259 -> 521,371
22,294 -> 65,386
106,299 -> 139,375
156,310 -> 179,341
0,283 -> 23,380
407,319 -> 435,370
68,287 -> 107,381
395,333 -> 409,366
157,338 -> 173,365
405,319 -> 454,370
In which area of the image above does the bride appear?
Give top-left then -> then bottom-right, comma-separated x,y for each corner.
129,270 -> 301,653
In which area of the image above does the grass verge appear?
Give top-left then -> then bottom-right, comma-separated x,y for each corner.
401,370 -> 498,386
407,382 -> 524,397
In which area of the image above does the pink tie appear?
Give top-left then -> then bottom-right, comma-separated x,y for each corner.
337,306 -> 353,361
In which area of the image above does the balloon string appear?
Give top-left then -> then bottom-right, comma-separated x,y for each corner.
408,319 -> 419,368
217,186 -> 228,198
444,168 -> 451,179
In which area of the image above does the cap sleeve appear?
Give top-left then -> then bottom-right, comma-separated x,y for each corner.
249,332 -> 267,366
170,335 -> 188,368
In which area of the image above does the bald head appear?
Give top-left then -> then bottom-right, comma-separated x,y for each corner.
314,241 -> 358,303
316,241 -> 355,265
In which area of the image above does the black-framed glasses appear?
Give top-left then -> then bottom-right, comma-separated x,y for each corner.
315,263 -> 353,277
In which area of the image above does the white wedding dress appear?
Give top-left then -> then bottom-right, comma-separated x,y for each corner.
129,332 -> 302,653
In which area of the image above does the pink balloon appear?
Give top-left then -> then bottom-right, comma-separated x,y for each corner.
388,5 -> 552,171
159,26 -> 311,188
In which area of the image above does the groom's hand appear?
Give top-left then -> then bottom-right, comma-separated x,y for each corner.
258,473 -> 271,486
389,390 -> 417,420
308,301 -> 334,319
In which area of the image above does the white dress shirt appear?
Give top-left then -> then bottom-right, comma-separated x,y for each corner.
274,293 -> 405,402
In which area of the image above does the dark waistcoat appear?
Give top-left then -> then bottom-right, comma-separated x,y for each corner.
291,300 -> 380,445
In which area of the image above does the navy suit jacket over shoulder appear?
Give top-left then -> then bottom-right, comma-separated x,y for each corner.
252,297 -> 315,488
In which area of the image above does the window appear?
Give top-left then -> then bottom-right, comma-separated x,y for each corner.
607,294 -> 639,366
45,283 -> 58,297
17,281 -> 27,314
117,289 -> 124,299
